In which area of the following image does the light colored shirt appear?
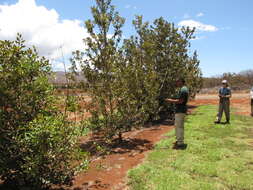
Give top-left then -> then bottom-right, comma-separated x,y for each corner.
250,87 -> 253,99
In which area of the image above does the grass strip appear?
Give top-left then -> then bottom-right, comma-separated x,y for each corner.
128,105 -> 253,190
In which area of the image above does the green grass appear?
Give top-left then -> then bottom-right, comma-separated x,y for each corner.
128,105 -> 253,190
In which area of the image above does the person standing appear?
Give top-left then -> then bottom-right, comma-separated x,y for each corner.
166,78 -> 189,150
215,80 -> 232,124
250,87 -> 253,116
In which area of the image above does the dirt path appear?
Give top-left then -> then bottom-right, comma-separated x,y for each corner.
65,124 -> 173,190
56,93 -> 252,190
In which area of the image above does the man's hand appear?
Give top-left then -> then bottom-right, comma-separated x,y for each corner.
219,95 -> 231,98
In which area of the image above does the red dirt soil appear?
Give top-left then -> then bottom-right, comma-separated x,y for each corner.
53,93 -> 252,190
75,124 -> 173,190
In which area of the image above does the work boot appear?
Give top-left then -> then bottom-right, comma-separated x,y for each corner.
173,143 -> 187,150
214,120 -> 220,124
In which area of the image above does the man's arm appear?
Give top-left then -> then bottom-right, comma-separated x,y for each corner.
224,94 -> 231,98
220,94 -> 231,98
166,98 -> 184,104
225,88 -> 232,98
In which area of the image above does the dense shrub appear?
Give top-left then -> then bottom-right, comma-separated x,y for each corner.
123,16 -> 202,120
0,34 -> 52,127
12,116 -> 78,188
0,35 -> 83,189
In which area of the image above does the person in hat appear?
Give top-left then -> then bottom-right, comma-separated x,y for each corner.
166,78 -> 189,150
250,86 -> 253,116
215,80 -> 232,124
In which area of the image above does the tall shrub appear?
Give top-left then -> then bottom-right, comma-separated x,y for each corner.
72,0 -> 129,140
123,16 -> 202,119
0,34 -> 82,189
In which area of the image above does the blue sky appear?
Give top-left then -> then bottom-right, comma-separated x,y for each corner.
0,0 -> 252,77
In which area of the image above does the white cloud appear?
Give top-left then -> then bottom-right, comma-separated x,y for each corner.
196,12 -> 204,17
178,20 -> 218,32
0,0 -> 88,69
125,4 -> 131,9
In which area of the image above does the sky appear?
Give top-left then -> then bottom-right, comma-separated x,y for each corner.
0,0 -> 252,77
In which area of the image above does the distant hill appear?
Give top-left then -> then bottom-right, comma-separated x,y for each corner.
49,71 -> 86,85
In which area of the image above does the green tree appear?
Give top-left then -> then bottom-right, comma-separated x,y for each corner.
124,16 -> 202,119
122,16 -> 161,121
72,0 -> 127,140
186,51 -> 203,97
72,0 -> 202,141
0,34 -> 82,189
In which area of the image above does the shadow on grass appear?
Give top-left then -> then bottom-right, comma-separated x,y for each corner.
188,105 -> 198,109
214,121 -> 230,125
